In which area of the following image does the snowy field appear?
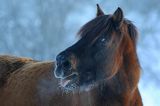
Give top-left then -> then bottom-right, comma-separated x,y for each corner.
0,0 -> 159,105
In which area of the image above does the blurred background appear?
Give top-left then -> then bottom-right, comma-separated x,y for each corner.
0,0 -> 159,105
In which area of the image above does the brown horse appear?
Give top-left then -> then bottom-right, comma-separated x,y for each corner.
54,4 -> 143,106
0,5 -> 142,106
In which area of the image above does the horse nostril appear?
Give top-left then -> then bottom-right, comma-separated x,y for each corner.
62,60 -> 71,70
56,53 -> 72,70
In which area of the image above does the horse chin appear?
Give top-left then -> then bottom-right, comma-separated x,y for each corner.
59,72 -> 100,92
59,73 -> 79,92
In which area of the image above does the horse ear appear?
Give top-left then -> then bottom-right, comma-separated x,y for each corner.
112,7 -> 124,29
96,4 -> 104,17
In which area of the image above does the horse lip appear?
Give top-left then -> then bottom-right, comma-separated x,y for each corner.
60,72 -> 78,87
60,79 -> 71,87
62,72 -> 78,80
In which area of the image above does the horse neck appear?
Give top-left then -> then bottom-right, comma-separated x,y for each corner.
123,47 -> 141,91
89,50 -> 141,105
115,34 -> 141,92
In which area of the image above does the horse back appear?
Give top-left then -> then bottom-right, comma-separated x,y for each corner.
0,55 -> 59,106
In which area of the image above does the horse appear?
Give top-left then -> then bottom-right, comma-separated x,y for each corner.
54,4 -> 143,106
0,4 -> 142,106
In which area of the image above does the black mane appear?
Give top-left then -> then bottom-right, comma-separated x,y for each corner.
78,15 -> 138,45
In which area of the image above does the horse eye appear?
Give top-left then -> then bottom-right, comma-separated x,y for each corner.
101,38 -> 106,42
94,37 -> 107,47
95,38 -> 106,47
